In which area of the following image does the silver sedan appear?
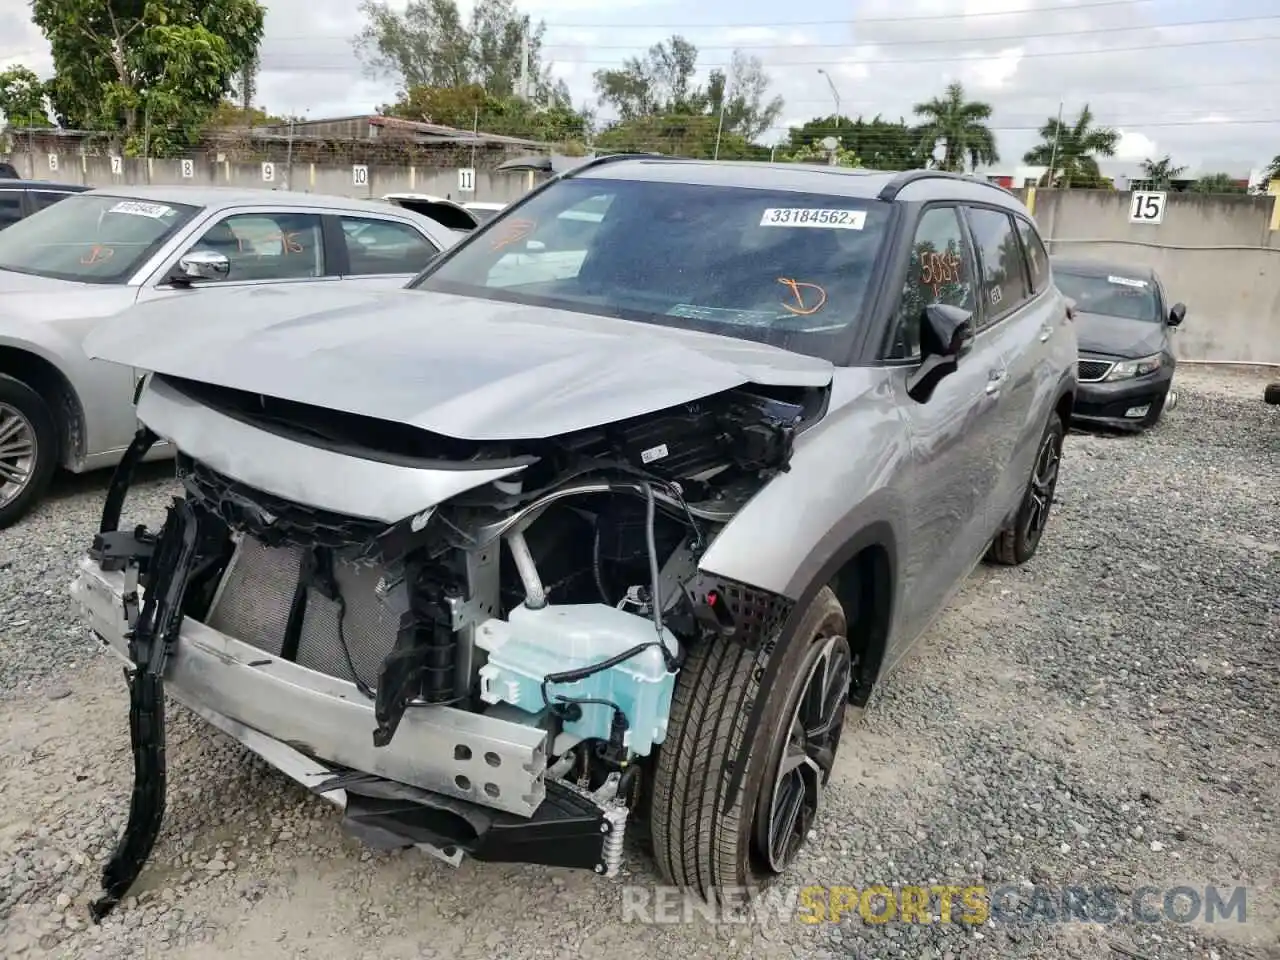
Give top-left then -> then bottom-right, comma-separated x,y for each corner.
0,184 -> 459,527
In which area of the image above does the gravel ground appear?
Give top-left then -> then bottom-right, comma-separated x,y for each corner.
0,364 -> 1277,959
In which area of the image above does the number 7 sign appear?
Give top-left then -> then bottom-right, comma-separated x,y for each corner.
1128,190 -> 1166,224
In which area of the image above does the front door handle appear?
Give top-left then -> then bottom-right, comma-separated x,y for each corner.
1039,324 -> 1053,342
985,368 -> 1006,395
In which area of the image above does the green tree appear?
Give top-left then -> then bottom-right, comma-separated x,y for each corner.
912,82 -> 998,172
1190,172 -> 1247,194
785,114 -> 926,170
31,0 -> 265,155
1263,154 -> 1280,188
1138,154 -> 1186,188
234,51 -> 261,118
783,141 -> 862,168
0,66 -> 53,127
592,35 -> 705,120
382,82 -> 587,144
355,0 -> 568,105
1023,104 -> 1118,188
590,35 -> 783,156
207,99 -> 283,128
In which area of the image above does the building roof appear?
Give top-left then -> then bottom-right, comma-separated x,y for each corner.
254,113 -> 545,148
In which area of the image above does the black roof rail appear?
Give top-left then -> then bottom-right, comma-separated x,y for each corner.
877,168 -> 1017,202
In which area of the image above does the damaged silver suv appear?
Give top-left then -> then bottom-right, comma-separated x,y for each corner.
70,155 -> 1078,918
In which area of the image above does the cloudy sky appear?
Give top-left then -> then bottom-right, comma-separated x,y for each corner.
2,0 -> 1277,173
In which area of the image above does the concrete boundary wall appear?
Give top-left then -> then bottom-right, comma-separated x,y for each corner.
1021,189 -> 1280,364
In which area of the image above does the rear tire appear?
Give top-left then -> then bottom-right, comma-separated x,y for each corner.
649,586 -> 852,900
986,411 -> 1065,566
0,375 -> 59,531
1265,382 -> 1280,405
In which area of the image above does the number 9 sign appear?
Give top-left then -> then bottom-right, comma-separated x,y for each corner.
1128,190 -> 1166,225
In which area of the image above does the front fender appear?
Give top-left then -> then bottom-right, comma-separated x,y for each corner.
696,369 -> 909,602
0,316 -> 130,468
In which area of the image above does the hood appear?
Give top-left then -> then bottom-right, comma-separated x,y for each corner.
83,286 -> 834,441
0,268 -> 138,325
1073,311 -> 1169,359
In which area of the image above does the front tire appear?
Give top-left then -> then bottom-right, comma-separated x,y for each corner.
986,410 -> 1065,566
0,375 -> 58,531
649,586 -> 852,899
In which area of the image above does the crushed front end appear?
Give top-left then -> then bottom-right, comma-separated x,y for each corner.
72,372 -> 821,920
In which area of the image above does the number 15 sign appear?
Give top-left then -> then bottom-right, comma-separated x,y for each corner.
1128,190 -> 1167,225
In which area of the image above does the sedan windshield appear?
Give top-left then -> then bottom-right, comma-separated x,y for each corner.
0,193 -> 198,283
411,176 -> 893,359
1054,270 -> 1159,322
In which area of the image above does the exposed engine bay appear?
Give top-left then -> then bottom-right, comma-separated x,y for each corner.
75,372 -> 823,920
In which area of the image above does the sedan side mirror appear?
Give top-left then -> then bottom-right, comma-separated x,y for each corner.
907,303 -> 975,404
1168,302 -> 1186,326
171,249 -> 230,285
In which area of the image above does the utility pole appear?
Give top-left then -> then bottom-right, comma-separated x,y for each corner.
713,66 -> 733,160
1046,100 -> 1063,189
284,116 -> 295,191
142,95 -> 151,185
817,68 -> 841,126
470,105 -> 479,196
518,17 -> 530,100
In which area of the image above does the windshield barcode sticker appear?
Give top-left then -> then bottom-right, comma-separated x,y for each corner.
760,208 -> 866,229
1107,275 -> 1147,288
108,200 -> 175,219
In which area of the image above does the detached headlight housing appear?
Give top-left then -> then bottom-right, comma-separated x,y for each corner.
1105,353 -> 1163,381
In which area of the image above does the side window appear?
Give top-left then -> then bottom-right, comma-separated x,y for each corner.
1015,217 -> 1049,294
0,192 -> 22,229
888,206 -> 977,360
966,207 -> 1029,326
31,191 -> 73,212
340,216 -> 439,275
185,212 -> 325,282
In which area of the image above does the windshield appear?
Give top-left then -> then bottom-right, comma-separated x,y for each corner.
411,176 -> 893,359
0,193 -> 198,283
1054,270 -> 1159,322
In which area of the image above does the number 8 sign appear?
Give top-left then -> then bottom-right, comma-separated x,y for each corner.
1128,190 -> 1166,225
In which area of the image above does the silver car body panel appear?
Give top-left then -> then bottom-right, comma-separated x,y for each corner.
0,185 -> 460,473
83,287 -> 834,441
136,375 -> 530,522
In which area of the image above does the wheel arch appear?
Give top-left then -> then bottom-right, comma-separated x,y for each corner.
704,515 -> 901,814
0,344 -> 86,468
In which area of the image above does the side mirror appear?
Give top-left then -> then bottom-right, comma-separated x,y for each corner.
907,303 -> 975,404
1168,302 -> 1186,326
171,249 -> 230,285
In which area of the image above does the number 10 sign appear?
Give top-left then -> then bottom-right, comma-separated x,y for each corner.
1128,190 -> 1167,225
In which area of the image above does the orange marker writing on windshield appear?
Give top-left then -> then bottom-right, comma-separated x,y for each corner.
777,277 -> 827,316
80,245 -> 114,266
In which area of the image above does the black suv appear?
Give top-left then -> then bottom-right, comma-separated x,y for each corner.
0,177 -> 91,230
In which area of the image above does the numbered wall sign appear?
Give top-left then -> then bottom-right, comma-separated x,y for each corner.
47,153 -> 58,172
352,164 -> 369,186
261,161 -> 275,182
1128,190 -> 1167,225
180,158 -> 194,178
458,167 -> 476,193
110,155 -> 123,175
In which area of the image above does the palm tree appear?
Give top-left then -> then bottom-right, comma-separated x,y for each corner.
1023,104 -> 1119,188
912,82 -> 999,172
1138,154 -> 1186,189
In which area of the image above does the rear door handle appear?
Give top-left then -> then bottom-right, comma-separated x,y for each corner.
985,368 -> 1006,395
1039,324 -> 1053,342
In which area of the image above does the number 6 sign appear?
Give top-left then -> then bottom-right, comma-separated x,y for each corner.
1128,190 -> 1166,224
